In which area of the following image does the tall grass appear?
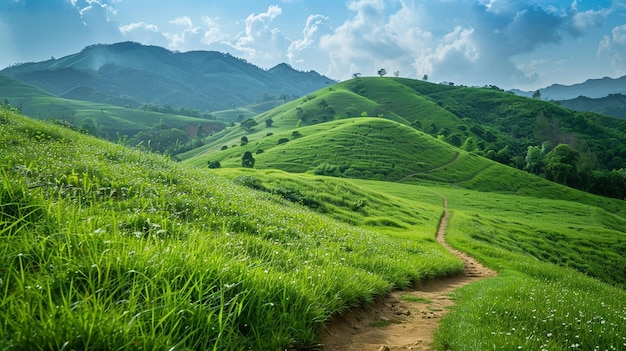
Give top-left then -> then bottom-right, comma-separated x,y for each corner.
0,111 -> 462,349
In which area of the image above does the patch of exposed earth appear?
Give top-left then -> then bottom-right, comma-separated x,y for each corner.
320,197 -> 497,351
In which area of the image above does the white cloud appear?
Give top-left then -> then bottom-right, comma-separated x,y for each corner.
164,16 -> 201,49
415,26 -> 478,79
201,16 -> 228,45
287,14 -> 329,63
229,5 -> 290,64
321,0 -> 475,80
598,24 -> 626,74
71,0 -> 118,24
568,1 -> 612,37
119,21 -> 158,35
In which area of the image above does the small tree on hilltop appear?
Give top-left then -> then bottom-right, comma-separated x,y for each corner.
352,73 -> 361,78
533,89 -> 541,99
377,68 -> 387,77
242,151 -> 255,168
394,71 -> 400,77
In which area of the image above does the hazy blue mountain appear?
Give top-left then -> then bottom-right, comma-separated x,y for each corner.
1,41 -> 334,111
511,75 -> 626,100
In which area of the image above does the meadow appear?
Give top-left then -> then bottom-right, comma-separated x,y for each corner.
1,107 -> 625,350
0,110 -> 462,350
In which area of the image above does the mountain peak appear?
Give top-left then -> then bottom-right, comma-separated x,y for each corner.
0,42 -> 334,111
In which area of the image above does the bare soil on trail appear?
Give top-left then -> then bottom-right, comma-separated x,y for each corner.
320,197 -> 497,351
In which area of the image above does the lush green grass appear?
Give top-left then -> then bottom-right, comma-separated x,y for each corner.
0,74 -> 226,141
0,111 -> 462,349
2,108 -> 625,350
185,118 -> 459,179
181,76 -> 626,202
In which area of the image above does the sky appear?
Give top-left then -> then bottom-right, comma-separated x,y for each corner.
1,0 -> 625,90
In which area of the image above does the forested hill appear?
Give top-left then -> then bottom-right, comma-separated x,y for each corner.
0,41 -> 334,111
556,93 -> 626,119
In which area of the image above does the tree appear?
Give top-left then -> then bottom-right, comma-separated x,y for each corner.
377,68 -> 387,77
207,160 -> 221,169
532,89 -> 541,99
352,73 -> 361,78
265,118 -> 273,128
240,136 -> 248,146
525,145 -> 545,174
393,71 -> 400,77
241,118 -> 258,131
422,74 -> 428,81
242,151 -> 255,168
545,144 -> 579,186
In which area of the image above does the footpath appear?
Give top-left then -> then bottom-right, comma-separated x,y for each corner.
321,197 -> 497,351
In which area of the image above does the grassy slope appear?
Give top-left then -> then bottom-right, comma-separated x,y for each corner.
183,106 -> 624,216
0,111 -> 462,350
0,75 -> 226,139
181,77 -> 626,175
207,171 -> 626,351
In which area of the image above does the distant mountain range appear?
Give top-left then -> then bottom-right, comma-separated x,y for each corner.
511,75 -> 626,100
0,41 -> 334,112
509,75 -> 626,119
555,93 -> 626,119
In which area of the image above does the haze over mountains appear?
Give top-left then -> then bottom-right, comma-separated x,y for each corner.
512,75 -> 626,100
0,42 -> 334,112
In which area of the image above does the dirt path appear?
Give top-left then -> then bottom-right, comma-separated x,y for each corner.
320,197 -> 497,351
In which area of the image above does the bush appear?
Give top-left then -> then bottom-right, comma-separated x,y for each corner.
277,138 -> 289,145
207,160 -> 221,169
232,175 -> 265,191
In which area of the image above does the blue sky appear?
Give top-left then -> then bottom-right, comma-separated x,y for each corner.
1,0 -> 625,90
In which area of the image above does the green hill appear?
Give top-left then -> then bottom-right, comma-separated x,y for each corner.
1,109 -> 624,350
556,93 -> 626,119
0,74 -> 227,152
180,77 -> 626,199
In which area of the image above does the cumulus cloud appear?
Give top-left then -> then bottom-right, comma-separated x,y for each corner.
163,16 -> 202,49
320,0 -> 426,79
568,1 -> 612,37
201,16 -> 228,45
71,0 -> 118,24
287,14 -> 330,63
119,22 -> 158,35
598,24 -> 626,74
229,5 -> 290,64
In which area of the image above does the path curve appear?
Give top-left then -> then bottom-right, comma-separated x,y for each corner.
320,196 -> 497,351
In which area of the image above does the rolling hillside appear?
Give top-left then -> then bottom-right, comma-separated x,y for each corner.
1,41 -> 334,112
0,74 -> 226,152
1,104 -> 624,350
180,76 -> 626,199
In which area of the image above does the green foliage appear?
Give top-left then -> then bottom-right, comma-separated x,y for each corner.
240,118 -> 258,131
241,151 -> 255,168
0,111 -> 462,349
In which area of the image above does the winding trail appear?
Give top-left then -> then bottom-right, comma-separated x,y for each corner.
320,197 -> 497,351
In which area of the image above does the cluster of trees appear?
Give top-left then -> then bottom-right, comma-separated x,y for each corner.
523,143 -> 626,199
140,103 -> 214,119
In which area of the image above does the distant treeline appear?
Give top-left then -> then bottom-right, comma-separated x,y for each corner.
140,103 -> 215,120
